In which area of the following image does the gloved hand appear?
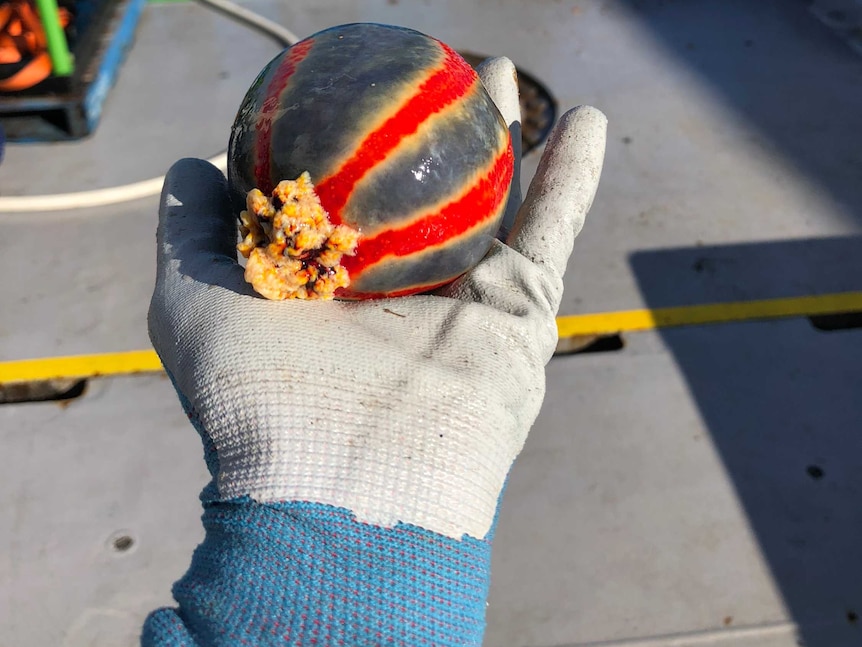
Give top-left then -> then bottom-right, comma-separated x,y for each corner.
144,57 -> 606,647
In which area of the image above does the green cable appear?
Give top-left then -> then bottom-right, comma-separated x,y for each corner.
34,0 -> 74,76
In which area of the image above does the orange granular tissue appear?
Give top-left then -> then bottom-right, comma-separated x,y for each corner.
237,172 -> 360,300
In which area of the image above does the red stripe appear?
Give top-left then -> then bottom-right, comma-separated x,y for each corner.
315,42 -> 478,223
253,39 -> 314,194
343,137 -> 513,276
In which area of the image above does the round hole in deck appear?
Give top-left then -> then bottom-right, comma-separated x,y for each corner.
107,530 -> 137,555
806,465 -> 825,480
113,536 -> 134,552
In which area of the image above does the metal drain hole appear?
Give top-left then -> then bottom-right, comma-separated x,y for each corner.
0,378 -> 87,405
112,535 -> 134,552
806,465 -> 825,480
460,52 -> 557,155
555,334 -> 625,356
808,312 -> 862,331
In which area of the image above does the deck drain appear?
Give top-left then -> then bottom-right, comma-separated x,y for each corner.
555,334 -> 625,356
460,52 -> 557,155
808,311 -> 862,331
0,378 -> 87,405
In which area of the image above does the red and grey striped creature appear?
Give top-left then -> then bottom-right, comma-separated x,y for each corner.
228,23 -> 514,300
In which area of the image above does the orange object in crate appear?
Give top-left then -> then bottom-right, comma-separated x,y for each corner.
0,0 -> 70,91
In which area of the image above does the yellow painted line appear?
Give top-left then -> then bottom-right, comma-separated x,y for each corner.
556,291 -> 862,338
1,291 -> 861,385
0,350 -> 163,385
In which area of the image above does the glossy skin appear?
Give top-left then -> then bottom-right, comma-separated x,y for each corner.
228,23 -> 514,299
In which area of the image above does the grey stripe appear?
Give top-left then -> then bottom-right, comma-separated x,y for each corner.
230,24 -> 445,200
349,218 -> 504,295
342,87 -> 508,231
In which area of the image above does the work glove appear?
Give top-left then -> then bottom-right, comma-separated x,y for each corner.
143,57 -> 607,647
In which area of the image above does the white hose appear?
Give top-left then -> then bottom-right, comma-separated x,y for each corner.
0,0 -> 297,214
196,0 -> 299,47
0,153 -> 227,212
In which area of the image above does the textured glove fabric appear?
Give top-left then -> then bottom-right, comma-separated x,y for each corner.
142,388 -> 498,646
142,501 -> 495,646
144,55 -> 607,646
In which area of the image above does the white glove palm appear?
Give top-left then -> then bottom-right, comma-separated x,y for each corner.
148,58 -> 607,540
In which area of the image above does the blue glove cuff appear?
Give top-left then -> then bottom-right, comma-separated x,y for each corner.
142,499 -> 494,646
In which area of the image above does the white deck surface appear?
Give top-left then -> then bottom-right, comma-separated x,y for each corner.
2,1 -> 862,645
